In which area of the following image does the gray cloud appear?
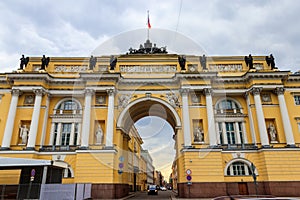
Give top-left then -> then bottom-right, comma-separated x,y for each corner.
1,0 -> 299,71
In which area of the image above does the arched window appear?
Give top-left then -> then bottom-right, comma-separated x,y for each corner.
216,99 -> 242,114
226,161 -> 253,176
215,98 -> 247,145
50,99 -> 82,146
55,99 -> 81,114
63,167 -> 74,178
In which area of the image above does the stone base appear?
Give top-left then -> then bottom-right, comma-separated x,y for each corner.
177,181 -> 300,198
91,183 -> 129,199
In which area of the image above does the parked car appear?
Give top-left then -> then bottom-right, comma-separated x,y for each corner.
147,185 -> 158,195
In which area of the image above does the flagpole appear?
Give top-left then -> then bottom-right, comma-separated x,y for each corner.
147,10 -> 150,40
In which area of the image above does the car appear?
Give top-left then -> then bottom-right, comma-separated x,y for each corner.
147,185 -> 158,195
160,186 -> 167,191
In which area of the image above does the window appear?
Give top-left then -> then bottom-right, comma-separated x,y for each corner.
215,98 -> 246,145
217,122 -> 244,145
226,122 -> 236,144
216,99 -> 242,114
226,161 -> 252,176
55,99 -> 81,114
294,96 -> 300,105
51,99 -> 82,146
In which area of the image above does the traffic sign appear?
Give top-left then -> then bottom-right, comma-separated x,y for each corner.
186,175 -> 192,181
119,156 -> 124,162
119,163 -> 124,169
186,169 -> 192,175
31,169 -> 35,177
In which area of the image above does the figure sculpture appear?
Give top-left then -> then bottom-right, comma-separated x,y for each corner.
40,55 -> 50,70
268,124 -> 277,141
89,55 -> 97,70
200,54 -> 207,70
193,127 -> 204,142
95,125 -> 103,144
110,56 -> 117,70
266,54 -> 276,70
244,54 -> 254,70
178,56 -> 186,70
19,125 -> 29,144
19,55 -> 29,70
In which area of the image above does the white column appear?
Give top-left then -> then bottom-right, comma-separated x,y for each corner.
77,123 -> 81,145
49,123 -> 56,145
70,123 -> 75,145
27,89 -> 44,149
80,89 -> 94,148
222,122 -> 227,144
1,89 -> 21,149
204,88 -> 217,146
105,89 -> 115,147
275,87 -> 295,146
40,94 -> 50,148
235,122 -> 241,144
242,122 -> 248,143
245,92 -> 256,145
180,89 -> 192,147
251,88 -> 269,147
56,123 -> 62,146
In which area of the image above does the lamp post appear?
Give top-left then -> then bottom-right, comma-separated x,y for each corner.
251,163 -> 258,196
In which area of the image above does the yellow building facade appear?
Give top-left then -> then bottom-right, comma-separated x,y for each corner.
0,42 -> 300,198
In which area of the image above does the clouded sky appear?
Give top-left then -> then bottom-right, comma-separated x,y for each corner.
1,0 -> 300,180
0,0 -> 300,73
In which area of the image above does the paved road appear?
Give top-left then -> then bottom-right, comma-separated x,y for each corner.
129,190 -> 173,199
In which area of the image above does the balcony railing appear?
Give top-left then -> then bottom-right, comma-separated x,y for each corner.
220,143 -> 258,150
39,145 -> 78,152
53,109 -> 82,115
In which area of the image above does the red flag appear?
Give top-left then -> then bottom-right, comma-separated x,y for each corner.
147,11 -> 151,29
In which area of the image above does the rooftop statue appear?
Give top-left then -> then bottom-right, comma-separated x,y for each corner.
89,55 -> 97,70
245,54 -> 254,70
127,39 -> 167,54
266,54 -> 277,70
19,55 -> 29,70
40,55 -> 50,70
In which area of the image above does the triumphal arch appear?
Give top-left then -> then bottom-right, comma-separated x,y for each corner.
1,39 -> 300,198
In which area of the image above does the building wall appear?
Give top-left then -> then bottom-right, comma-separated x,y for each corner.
0,54 -> 300,198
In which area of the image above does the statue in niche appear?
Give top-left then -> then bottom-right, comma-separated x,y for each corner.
89,55 -> 97,70
19,125 -> 29,144
268,123 -> 277,142
19,55 -> 29,70
95,124 -> 103,144
40,55 -> 50,70
244,54 -> 254,70
193,127 -> 204,142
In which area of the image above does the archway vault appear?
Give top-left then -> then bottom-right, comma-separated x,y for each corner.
117,97 -> 182,133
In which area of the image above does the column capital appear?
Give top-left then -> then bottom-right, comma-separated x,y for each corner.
244,92 -> 250,99
179,88 -> 189,95
106,88 -> 116,96
11,89 -> 22,96
203,88 -> 213,96
250,87 -> 262,96
85,89 -> 95,96
274,87 -> 285,95
33,89 -> 46,96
